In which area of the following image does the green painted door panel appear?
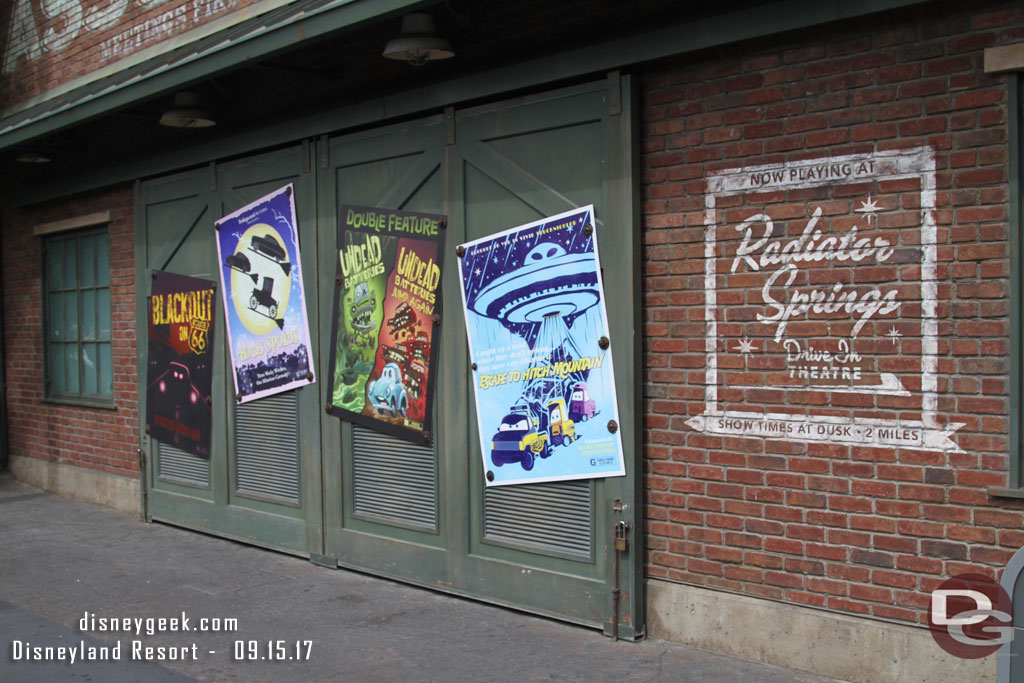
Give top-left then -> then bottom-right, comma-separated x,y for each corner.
319,117 -> 449,581
321,79 -> 642,637
139,144 -> 324,557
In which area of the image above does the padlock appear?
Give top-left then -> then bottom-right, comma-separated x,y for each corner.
615,520 -> 628,552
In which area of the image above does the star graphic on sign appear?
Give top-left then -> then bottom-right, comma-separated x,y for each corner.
855,197 -> 883,224
475,268 -> 482,276
885,326 -> 902,345
735,337 -> 758,355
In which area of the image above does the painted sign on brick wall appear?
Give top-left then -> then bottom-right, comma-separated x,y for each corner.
687,147 -> 962,452
2,0 -> 258,105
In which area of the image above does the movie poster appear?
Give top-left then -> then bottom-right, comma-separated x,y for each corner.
214,184 -> 315,403
327,206 -> 446,444
145,270 -> 217,458
458,206 -> 626,486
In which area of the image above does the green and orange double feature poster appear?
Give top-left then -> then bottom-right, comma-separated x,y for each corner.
327,206 -> 447,445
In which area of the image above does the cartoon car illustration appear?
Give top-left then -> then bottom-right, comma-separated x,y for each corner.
568,382 -> 597,422
249,234 -> 291,275
249,277 -> 279,318
490,406 -> 549,471
547,398 -> 576,446
405,361 -> 425,398
225,252 -> 258,283
350,281 -> 376,331
381,343 -> 409,366
367,362 -> 408,417
387,302 -> 417,336
407,331 -> 429,362
155,361 -> 202,409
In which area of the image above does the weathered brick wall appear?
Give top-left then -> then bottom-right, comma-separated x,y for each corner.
2,0 -> 261,108
2,186 -> 138,476
642,2 -> 1024,625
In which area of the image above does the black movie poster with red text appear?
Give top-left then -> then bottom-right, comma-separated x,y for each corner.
146,270 -> 217,458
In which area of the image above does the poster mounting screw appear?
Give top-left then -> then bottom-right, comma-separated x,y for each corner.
285,186 -> 292,196
456,245 -> 465,258
152,271 -> 158,279
486,471 -> 494,482
584,222 -> 593,237
432,313 -> 441,326
306,371 -> 314,382
145,424 -> 150,434
214,223 -> 220,231
335,275 -> 342,285
598,336 -> 610,350
607,420 -> 618,434
325,404 -> 334,415
471,362 -> 477,371
235,392 -> 242,402
205,395 -> 212,407
439,217 -> 447,230
423,431 -> 433,445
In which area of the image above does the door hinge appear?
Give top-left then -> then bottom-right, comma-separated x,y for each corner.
607,70 -> 622,117
319,135 -> 329,170
445,106 -> 456,146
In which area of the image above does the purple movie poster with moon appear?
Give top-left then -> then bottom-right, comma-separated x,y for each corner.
458,205 -> 625,487
215,184 -> 315,403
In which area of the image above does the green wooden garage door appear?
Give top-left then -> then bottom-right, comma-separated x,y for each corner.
137,78 -> 641,638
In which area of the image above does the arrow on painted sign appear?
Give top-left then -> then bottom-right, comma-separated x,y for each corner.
812,373 -> 910,397
685,410 -> 963,453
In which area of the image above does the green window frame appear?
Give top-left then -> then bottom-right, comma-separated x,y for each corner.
43,228 -> 113,405
1002,72 -> 1023,494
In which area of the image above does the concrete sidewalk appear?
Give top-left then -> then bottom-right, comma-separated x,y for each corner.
0,474 -> 842,682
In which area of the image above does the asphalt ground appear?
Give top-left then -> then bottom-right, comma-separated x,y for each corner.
0,473 -> 843,682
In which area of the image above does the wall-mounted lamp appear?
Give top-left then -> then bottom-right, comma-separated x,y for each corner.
383,13 -> 454,66
159,92 -> 216,128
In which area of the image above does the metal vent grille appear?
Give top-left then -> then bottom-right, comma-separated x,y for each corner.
352,426 -> 437,530
235,391 -> 300,505
157,441 -> 210,487
483,481 -> 592,558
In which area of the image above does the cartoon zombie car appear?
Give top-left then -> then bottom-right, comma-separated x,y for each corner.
367,362 -> 408,417
350,281 -> 376,331
568,382 -> 597,422
490,407 -> 549,471
388,302 -> 417,336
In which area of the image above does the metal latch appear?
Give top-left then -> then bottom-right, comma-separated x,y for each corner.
615,520 -> 628,552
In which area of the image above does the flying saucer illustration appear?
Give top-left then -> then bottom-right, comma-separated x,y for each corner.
468,242 -> 600,327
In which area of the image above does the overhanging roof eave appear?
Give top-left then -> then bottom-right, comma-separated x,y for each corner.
0,0 -> 425,152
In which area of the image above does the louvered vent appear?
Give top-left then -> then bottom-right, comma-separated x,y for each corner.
483,480 -> 592,558
235,391 -> 300,505
352,425 -> 437,530
157,441 -> 210,487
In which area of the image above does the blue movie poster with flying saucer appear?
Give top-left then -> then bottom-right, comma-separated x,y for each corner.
215,184 -> 315,403
458,205 -> 625,487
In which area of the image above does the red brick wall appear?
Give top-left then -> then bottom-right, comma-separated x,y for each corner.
2,186 -> 138,476
642,2 -> 1024,625
2,0 -> 261,108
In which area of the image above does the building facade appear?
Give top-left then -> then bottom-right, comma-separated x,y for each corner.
2,1 -> 1023,680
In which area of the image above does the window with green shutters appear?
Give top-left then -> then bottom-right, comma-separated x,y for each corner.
44,229 -> 113,403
